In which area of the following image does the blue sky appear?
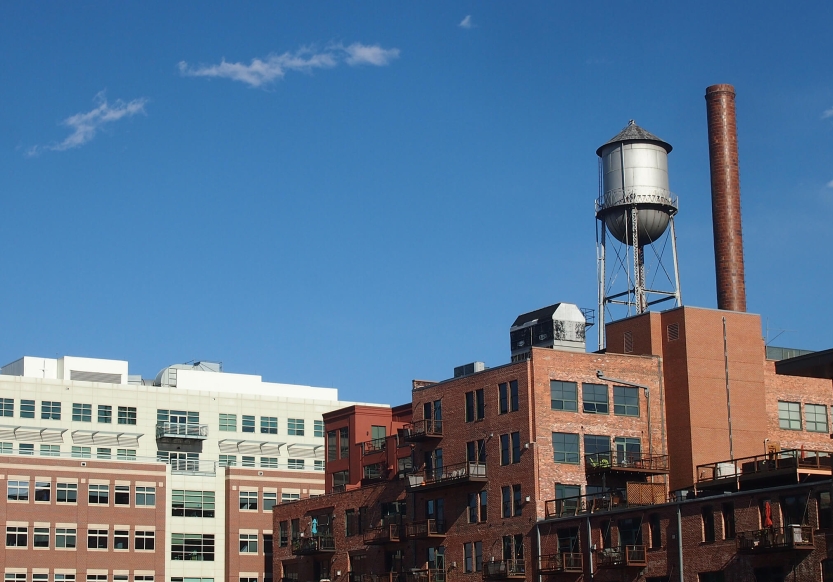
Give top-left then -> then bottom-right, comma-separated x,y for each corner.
1,3 -> 831,405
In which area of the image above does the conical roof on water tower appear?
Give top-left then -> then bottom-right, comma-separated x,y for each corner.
596,120 -> 677,246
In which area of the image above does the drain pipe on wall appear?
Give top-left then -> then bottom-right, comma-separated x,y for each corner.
676,502 -> 685,582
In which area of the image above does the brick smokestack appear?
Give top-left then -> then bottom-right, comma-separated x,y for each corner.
706,84 -> 747,312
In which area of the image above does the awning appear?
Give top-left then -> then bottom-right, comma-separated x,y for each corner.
71,430 -> 143,448
0,425 -> 67,444
218,439 -> 286,456
286,443 -> 324,460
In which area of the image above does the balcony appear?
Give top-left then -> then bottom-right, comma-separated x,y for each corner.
406,461 -> 487,491
362,437 -> 388,456
155,422 -> 208,440
585,452 -> 669,477
291,534 -> 336,555
737,526 -> 814,553
404,519 -> 445,539
483,560 -> 525,580
696,449 -> 832,492
363,523 -> 402,545
403,570 -> 445,582
595,546 -> 647,568
402,419 -> 443,442
539,553 -> 583,574
350,574 -> 402,582
169,458 -> 217,476
544,483 -> 667,519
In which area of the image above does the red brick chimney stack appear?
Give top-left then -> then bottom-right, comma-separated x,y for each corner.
705,84 -> 747,312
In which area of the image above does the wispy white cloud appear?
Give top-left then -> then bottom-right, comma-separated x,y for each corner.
179,42 -> 400,88
827,179 -> 833,188
459,15 -> 474,29
823,106 -> 833,119
27,92 -> 147,156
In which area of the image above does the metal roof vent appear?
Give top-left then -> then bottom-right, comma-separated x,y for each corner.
510,303 -> 587,361
454,362 -> 486,378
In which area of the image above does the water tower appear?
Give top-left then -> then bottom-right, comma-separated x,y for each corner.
595,120 -> 682,350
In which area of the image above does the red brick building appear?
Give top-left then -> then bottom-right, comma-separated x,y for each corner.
272,302 -> 833,582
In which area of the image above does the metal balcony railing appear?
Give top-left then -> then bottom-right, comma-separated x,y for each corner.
291,534 -> 335,555
402,570 -> 444,582
596,545 -> 647,568
404,519 -> 445,538
361,437 -> 388,455
584,452 -> 669,474
737,525 -> 814,553
155,422 -> 209,439
482,560 -> 525,579
539,553 -> 582,573
406,461 -> 487,490
402,419 -> 443,441
696,449 -> 832,487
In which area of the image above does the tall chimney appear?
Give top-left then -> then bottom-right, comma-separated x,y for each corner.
705,84 -> 747,312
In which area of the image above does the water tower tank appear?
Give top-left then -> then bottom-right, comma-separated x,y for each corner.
596,121 -> 676,245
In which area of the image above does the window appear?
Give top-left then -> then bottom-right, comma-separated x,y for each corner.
35,480 -> 51,501
55,576 -> 76,582
280,520 -> 290,545
73,403 -> 92,422
314,420 -> 324,438
557,527 -> 580,553
614,436 -> 641,464
702,506 -> 715,542
98,404 -> 112,423
288,459 -> 305,470
327,430 -> 337,460
612,387 -> 640,417
556,483 -> 581,501
136,486 -> 156,506
500,434 -> 510,466
219,413 -> 237,431
6,525 -> 28,547
89,484 -> 109,504
240,533 -> 258,553
498,380 -> 518,414
333,470 -> 349,490
42,400 -> 61,420
264,491 -> 277,511
117,448 -> 136,460
550,380 -> 578,411
649,513 -> 662,548
287,418 -> 304,435
778,401 -> 801,430
21,399 -> 35,418
468,490 -> 487,523
781,494 -> 809,526
114,484 -> 130,505
582,383 -> 609,414
502,534 -> 524,562
465,389 -> 485,421
315,460 -> 324,471
135,530 -> 155,550
467,439 -> 486,464
242,414 -> 255,433
8,479 -> 29,501
171,533 -> 215,561
552,432 -> 580,464
619,517 -> 643,546
363,463 -> 382,480
261,457 -> 278,468
806,404 -> 828,433
722,502 -> 736,539
88,529 -> 108,549
97,447 -> 111,459
264,533 -> 273,554
502,486 -> 512,518
242,455 -> 256,467
87,576 -> 107,582
19,443 -> 34,455
56,527 -> 77,548
0,441 -> 10,453
240,490 -> 258,510
339,427 -> 349,458
584,434 -> 610,461
0,398 -> 12,417
40,444 -> 60,456
261,416 -> 278,434
511,484 -> 523,516
114,529 -> 129,550
72,445 -> 91,458
463,541 -> 483,573
118,406 -> 136,425
173,489 -> 216,517
5,574 -> 26,582
57,482 -> 78,503
219,455 -> 237,467
511,432 -> 521,464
